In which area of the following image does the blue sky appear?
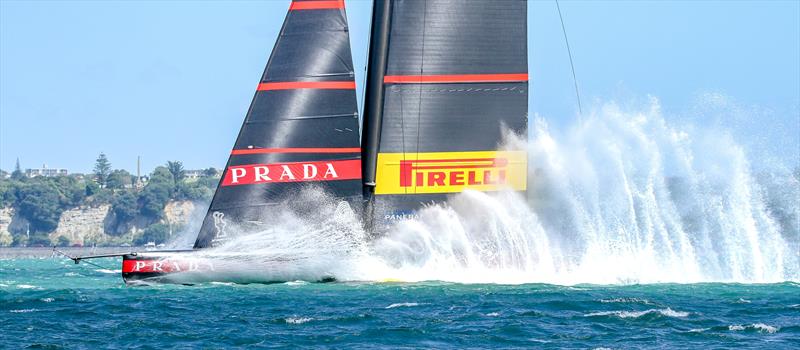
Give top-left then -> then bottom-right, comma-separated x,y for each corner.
1,0 -> 798,174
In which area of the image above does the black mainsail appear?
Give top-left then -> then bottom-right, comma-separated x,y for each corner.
194,0 -> 362,248
361,0 -> 529,225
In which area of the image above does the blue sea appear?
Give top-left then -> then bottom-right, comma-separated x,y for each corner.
4,106 -> 800,348
2,257 -> 798,349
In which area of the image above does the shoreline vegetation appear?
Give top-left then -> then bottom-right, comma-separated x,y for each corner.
0,246 -> 133,259
0,153 -> 220,248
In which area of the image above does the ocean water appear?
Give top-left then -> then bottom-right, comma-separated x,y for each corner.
2,99 -> 799,348
1,258 -> 798,349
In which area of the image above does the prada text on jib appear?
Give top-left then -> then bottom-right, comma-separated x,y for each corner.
221,159 -> 361,186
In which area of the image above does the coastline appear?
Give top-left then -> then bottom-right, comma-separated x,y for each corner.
0,247 -> 134,259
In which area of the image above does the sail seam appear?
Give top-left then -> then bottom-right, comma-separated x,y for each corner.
210,196 -> 360,211
390,86 -> 525,94
262,73 -> 354,80
278,30 -> 349,36
257,81 -> 355,90
231,148 -> 361,155
245,113 -> 357,122
384,73 -> 528,84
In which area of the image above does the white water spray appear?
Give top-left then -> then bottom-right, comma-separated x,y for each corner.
183,98 -> 798,285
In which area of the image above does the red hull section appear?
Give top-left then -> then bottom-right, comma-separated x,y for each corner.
121,252 -> 212,284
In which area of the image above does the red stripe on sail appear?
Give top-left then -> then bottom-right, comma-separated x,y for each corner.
383,73 -> 528,84
289,0 -> 344,10
222,159 -> 361,186
257,81 -> 355,91
231,147 -> 361,155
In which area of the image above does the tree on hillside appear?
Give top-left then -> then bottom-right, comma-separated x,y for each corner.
93,153 -> 112,188
107,169 -> 133,189
0,177 -> 19,207
176,181 -> 213,201
138,183 -> 171,218
203,167 -> 218,177
53,175 -> 86,207
56,236 -> 70,247
15,181 -> 63,233
166,161 -> 185,185
149,166 -> 174,186
11,158 -> 24,180
12,233 -> 28,247
134,223 -> 171,245
28,232 -> 52,246
111,191 -> 138,222
137,166 -> 174,219
84,181 -> 100,197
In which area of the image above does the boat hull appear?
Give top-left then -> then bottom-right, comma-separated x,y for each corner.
121,251 -> 213,284
121,251 -> 338,285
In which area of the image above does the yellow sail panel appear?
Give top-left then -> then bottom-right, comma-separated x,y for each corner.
374,151 -> 527,195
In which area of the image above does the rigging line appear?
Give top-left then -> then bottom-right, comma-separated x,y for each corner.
77,259 -> 109,270
555,0 -> 583,117
52,247 -> 112,270
399,88 -> 408,194
414,0 -> 428,195
358,0 -> 374,134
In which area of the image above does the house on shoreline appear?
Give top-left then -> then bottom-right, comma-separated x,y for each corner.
25,164 -> 68,178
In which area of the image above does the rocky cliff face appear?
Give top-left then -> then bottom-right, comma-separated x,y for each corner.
0,208 -> 13,246
0,200 -> 199,247
49,205 -> 113,246
163,201 -> 196,227
1,207 -> 31,246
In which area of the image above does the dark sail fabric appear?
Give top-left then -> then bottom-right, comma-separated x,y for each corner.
194,0 -> 361,248
369,0 -> 529,224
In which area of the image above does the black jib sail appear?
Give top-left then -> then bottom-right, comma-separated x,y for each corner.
361,0 -> 529,225
193,0 -> 362,248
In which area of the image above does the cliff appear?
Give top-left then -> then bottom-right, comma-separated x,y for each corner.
0,208 -> 13,246
0,200 -> 199,247
49,205 -> 112,246
163,201 -> 196,227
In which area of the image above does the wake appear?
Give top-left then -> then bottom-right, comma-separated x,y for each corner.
177,98 -> 799,285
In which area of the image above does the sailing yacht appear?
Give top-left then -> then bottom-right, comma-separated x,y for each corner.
121,0 -> 528,283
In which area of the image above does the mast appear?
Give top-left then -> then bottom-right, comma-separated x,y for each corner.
361,0 -> 392,200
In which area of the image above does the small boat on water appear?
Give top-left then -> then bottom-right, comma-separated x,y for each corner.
83,0 -> 529,284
